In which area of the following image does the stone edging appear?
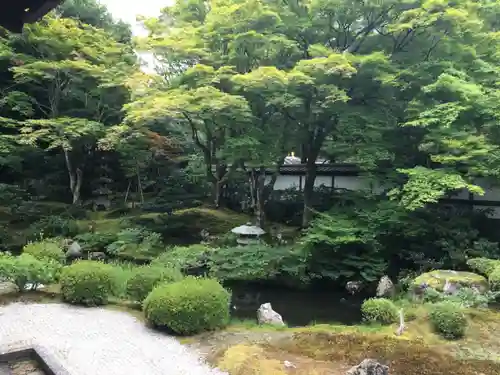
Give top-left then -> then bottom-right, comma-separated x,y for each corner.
0,341 -> 73,375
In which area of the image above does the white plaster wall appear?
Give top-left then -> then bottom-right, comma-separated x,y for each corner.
314,176 -> 333,188
267,175 -> 301,190
334,176 -> 372,191
473,178 -> 500,202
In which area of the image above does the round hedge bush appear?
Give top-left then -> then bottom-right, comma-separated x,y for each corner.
429,301 -> 467,339
60,261 -> 115,306
23,240 -> 64,263
361,298 -> 398,325
143,276 -> 231,335
125,265 -> 183,302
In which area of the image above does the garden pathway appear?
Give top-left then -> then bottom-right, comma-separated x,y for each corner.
0,303 -> 227,375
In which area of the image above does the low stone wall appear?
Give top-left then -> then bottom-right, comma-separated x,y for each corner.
0,342 -> 72,375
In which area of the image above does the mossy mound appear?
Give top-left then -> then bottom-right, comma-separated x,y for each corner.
412,270 -> 488,292
278,332 -> 500,375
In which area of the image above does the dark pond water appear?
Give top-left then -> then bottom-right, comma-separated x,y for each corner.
226,281 -> 365,327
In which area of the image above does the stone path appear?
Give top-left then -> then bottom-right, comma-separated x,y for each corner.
0,303 -> 227,375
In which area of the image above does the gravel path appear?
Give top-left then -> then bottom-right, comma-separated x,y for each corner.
0,303 -> 228,375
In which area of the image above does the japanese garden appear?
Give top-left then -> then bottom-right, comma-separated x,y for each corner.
1,0 -> 500,374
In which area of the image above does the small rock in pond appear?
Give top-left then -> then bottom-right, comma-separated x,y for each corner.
346,359 -> 388,375
376,275 -> 395,298
257,303 -> 285,326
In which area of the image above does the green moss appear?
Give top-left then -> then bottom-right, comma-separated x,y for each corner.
413,270 -> 488,291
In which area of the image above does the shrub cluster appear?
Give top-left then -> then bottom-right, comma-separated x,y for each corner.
125,265 -> 183,302
467,257 -> 500,277
361,298 -> 398,325
0,253 -> 60,291
429,301 -> 468,339
23,240 -> 65,263
143,276 -> 231,335
60,261 -> 115,306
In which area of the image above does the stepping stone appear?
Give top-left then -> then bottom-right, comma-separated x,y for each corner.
0,363 -> 12,375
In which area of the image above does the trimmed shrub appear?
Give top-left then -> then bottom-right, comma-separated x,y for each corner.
23,240 -> 64,263
143,276 -> 231,335
429,301 -> 468,339
60,261 -> 115,306
0,253 -> 61,291
467,257 -> 500,277
361,298 -> 398,325
125,266 -> 183,302
489,267 -> 500,291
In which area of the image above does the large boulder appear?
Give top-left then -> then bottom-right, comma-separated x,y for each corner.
376,275 -> 395,298
257,303 -> 285,326
346,359 -> 388,375
412,270 -> 488,293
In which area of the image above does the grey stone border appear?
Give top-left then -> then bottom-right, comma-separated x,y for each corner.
0,342 -> 72,375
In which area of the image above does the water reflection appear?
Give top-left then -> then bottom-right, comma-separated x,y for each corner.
226,282 -> 364,327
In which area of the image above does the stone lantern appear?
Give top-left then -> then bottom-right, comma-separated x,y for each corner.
231,222 -> 265,245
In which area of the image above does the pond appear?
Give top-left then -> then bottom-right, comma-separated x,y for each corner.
226,281 -> 365,327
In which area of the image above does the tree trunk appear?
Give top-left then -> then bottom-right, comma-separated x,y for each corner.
302,159 -> 317,227
63,147 -> 83,205
136,166 -> 144,204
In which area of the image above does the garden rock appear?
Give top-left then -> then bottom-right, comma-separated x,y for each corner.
257,303 -> 285,326
346,281 -> 363,295
346,359 -> 388,375
66,241 -> 82,260
376,276 -> 395,298
412,270 -> 487,293
89,252 -> 106,261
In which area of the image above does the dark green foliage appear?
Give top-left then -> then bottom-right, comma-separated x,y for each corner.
152,244 -> 212,274
0,253 -> 61,291
429,302 -> 468,339
208,244 -> 309,284
467,257 -> 500,277
23,240 -> 64,263
301,196 -> 500,283
60,261 -> 115,306
106,228 -> 165,262
361,298 -> 398,325
28,215 -> 80,240
143,276 -> 231,335
152,244 -> 308,285
125,265 -> 183,302
131,208 -> 248,245
74,231 -> 118,252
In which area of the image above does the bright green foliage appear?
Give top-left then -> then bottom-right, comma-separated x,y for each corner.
429,302 -> 468,339
143,276 -> 231,335
23,240 -> 65,263
60,261 -> 115,306
0,253 -> 61,291
488,267 -> 500,291
361,298 -> 398,325
389,167 -> 485,210
467,258 -> 500,277
125,266 -> 183,302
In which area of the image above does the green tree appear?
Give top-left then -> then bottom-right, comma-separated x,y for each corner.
4,16 -> 137,203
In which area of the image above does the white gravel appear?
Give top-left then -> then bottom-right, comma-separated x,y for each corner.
0,303 -> 228,375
